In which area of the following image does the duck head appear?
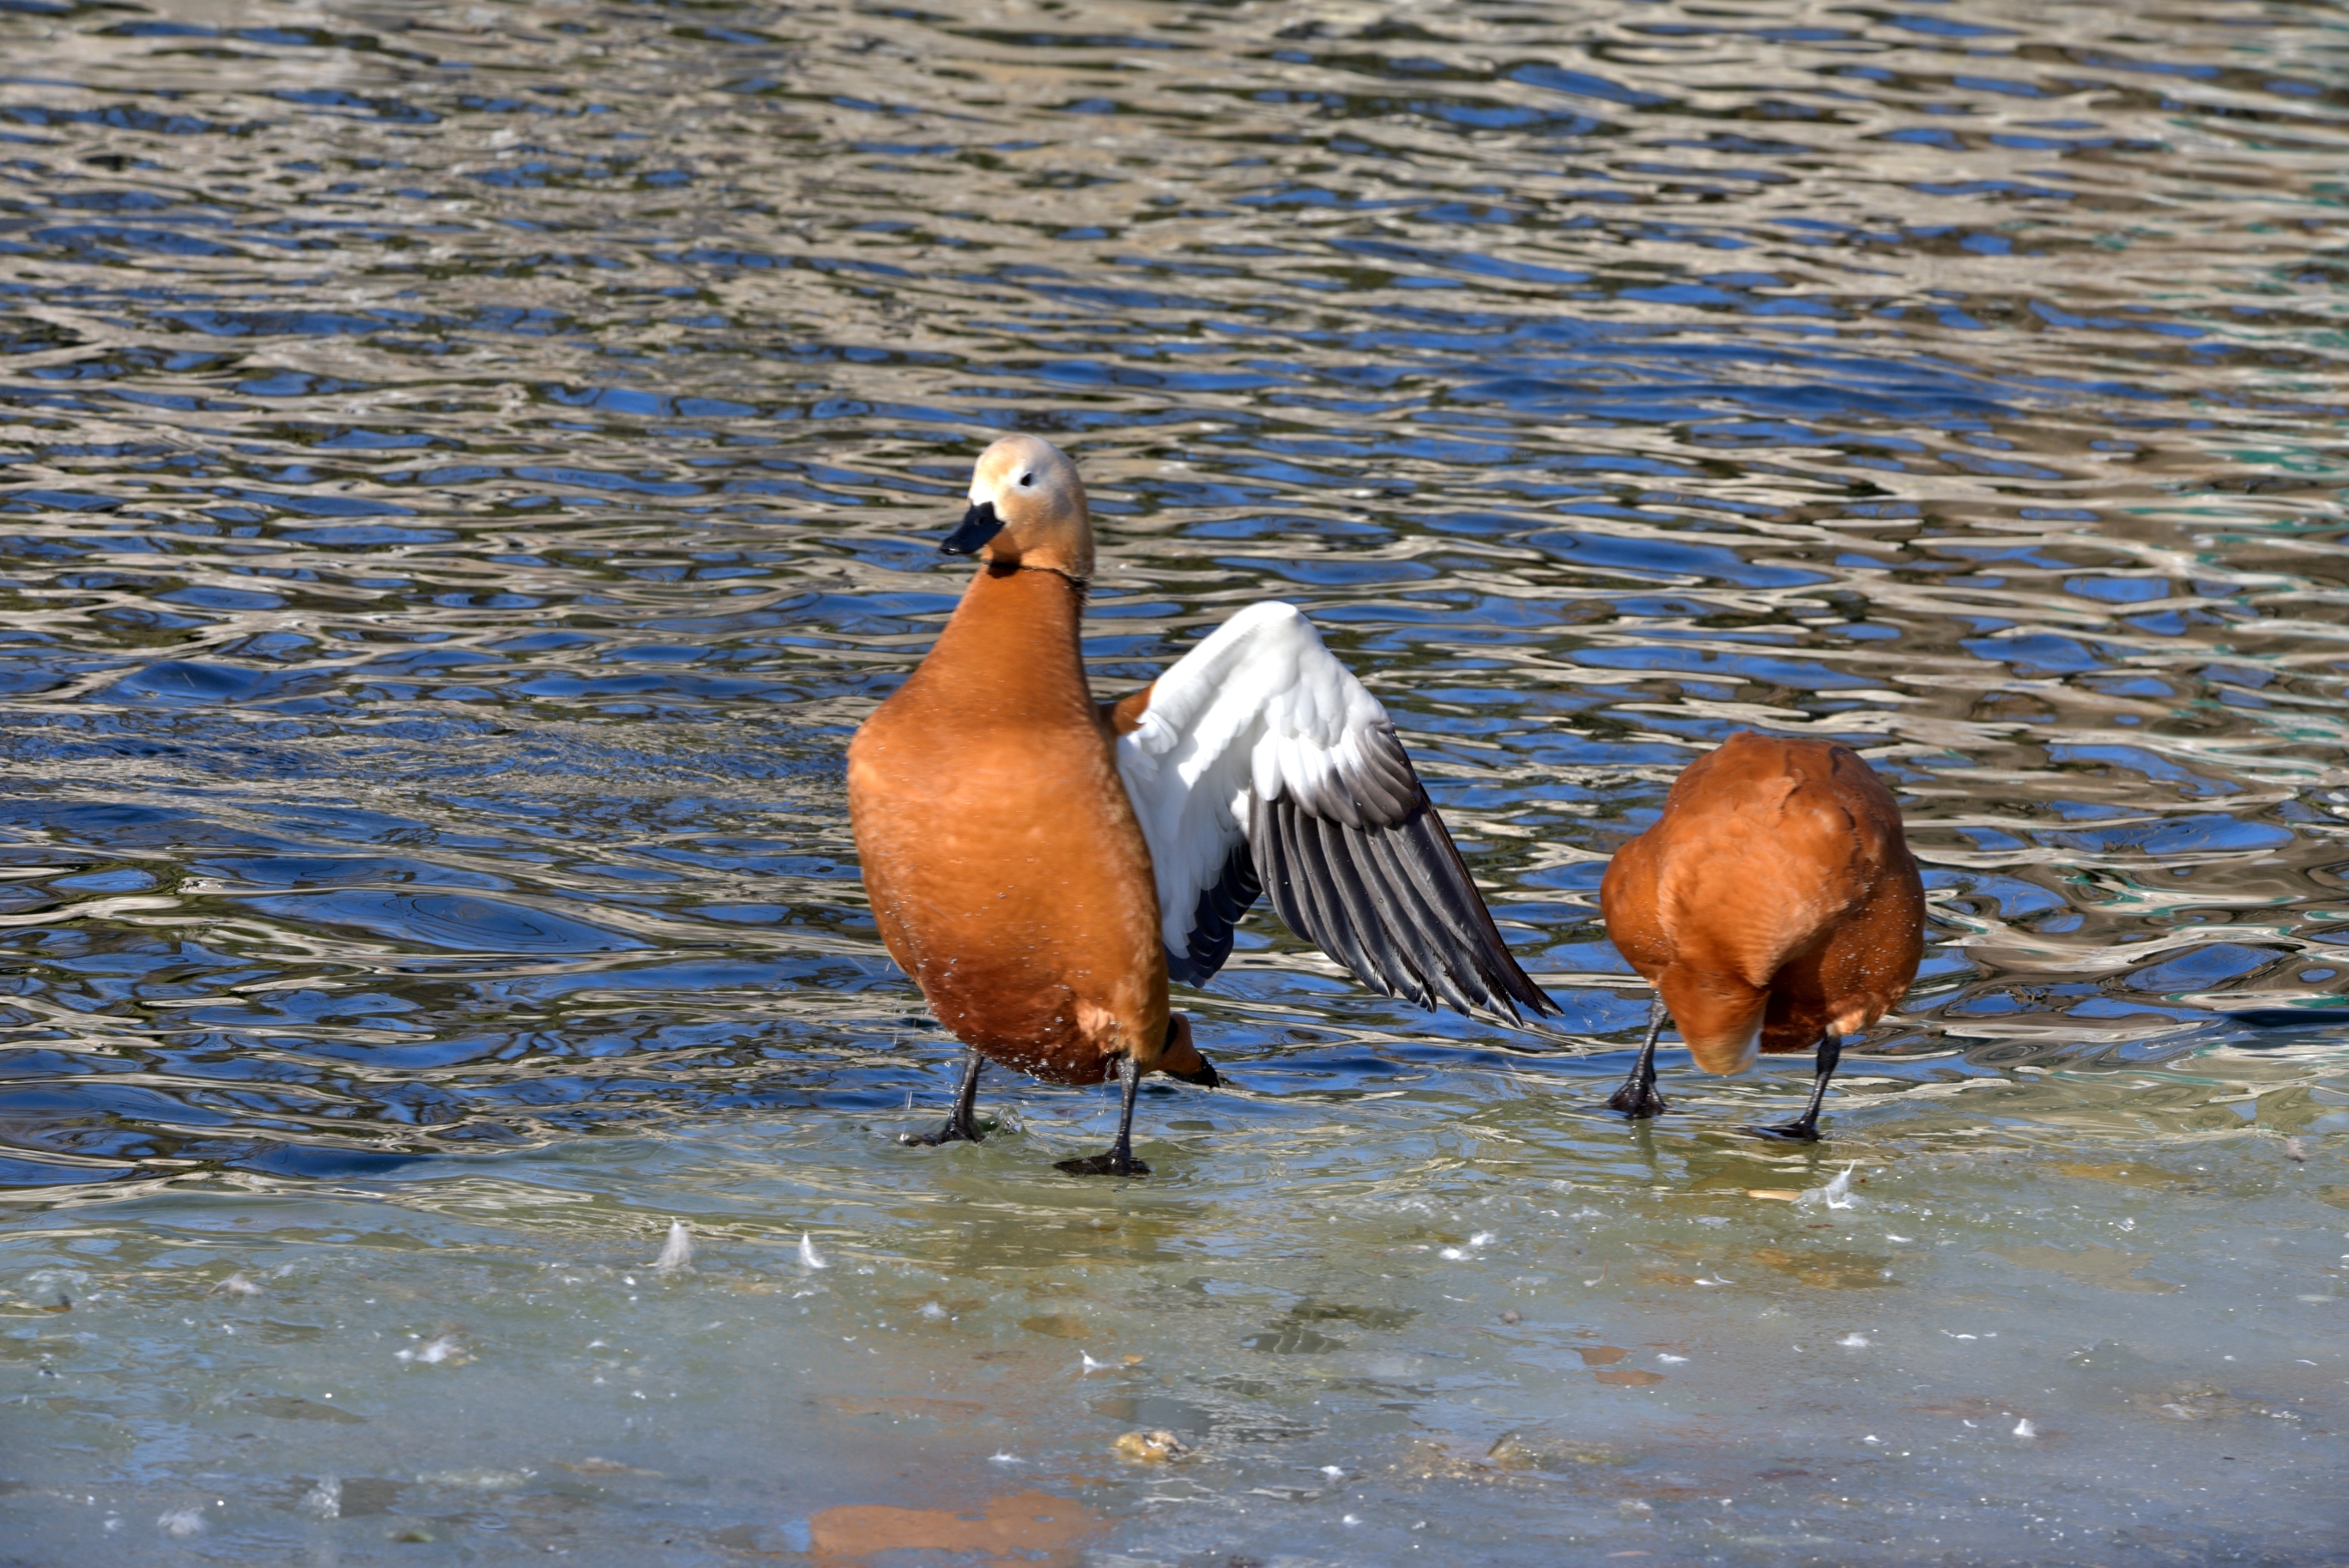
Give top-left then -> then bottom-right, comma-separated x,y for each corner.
941,433 -> 1093,581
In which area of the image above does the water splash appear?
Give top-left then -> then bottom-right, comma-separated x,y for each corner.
654,1221 -> 694,1275
397,1334 -> 466,1366
300,1477 -> 341,1520
1802,1165 -> 1860,1211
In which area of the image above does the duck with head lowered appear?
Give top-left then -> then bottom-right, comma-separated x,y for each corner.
1600,730 -> 1924,1142
847,433 -> 1557,1177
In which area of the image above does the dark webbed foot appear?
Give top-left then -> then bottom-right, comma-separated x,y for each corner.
1608,996 -> 1668,1119
1741,1116 -> 1823,1144
1607,1079 -> 1668,1119
1054,1152 -> 1151,1178
900,1119 -> 984,1148
902,1047 -> 986,1148
1058,1052 -> 1148,1178
1742,1033 -> 1841,1144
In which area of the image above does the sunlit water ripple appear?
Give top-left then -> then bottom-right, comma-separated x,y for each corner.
1,0 -> 2345,1562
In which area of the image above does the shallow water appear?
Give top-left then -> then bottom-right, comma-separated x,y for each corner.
1,0 -> 2346,1560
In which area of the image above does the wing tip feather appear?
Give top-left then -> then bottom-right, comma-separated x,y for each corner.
1250,790 -> 1559,1034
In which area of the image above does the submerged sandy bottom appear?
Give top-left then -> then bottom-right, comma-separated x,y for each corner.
7,1042 -> 2344,1566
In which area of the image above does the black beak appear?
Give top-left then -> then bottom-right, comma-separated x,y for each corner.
940,500 -> 1003,555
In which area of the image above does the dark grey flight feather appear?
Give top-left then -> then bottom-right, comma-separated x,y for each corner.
1166,841 -> 1262,988
1248,787 -> 1555,1026
1165,718 -> 1556,1027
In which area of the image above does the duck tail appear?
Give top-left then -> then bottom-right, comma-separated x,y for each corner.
1158,1013 -> 1221,1088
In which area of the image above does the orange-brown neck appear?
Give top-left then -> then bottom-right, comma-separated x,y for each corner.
917,563 -> 1095,723
974,517 -> 1093,582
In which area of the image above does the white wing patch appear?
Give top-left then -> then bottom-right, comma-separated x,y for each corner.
1113,602 -> 1553,1026
1117,602 -> 1385,973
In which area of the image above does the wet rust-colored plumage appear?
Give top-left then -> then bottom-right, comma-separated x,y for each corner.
1599,731 -> 1923,1138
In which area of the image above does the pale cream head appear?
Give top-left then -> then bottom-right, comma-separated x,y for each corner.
958,433 -> 1093,581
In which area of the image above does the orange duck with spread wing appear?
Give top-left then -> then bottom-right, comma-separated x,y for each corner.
849,433 -> 1555,1177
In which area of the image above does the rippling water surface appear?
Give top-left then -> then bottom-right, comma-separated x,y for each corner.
3,0 -> 2346,1561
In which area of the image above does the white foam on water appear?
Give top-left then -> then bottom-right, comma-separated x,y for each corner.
417,1469 -> 536,1491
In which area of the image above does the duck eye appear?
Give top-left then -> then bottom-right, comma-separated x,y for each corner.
1018,472 -> 1034,487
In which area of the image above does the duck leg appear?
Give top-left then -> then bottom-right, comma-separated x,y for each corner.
900,1047 -> 986,1147
1056,1053 -> 1150,1178
1607,996 -> 1668,1119
1747,1033 -> 1841,1143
